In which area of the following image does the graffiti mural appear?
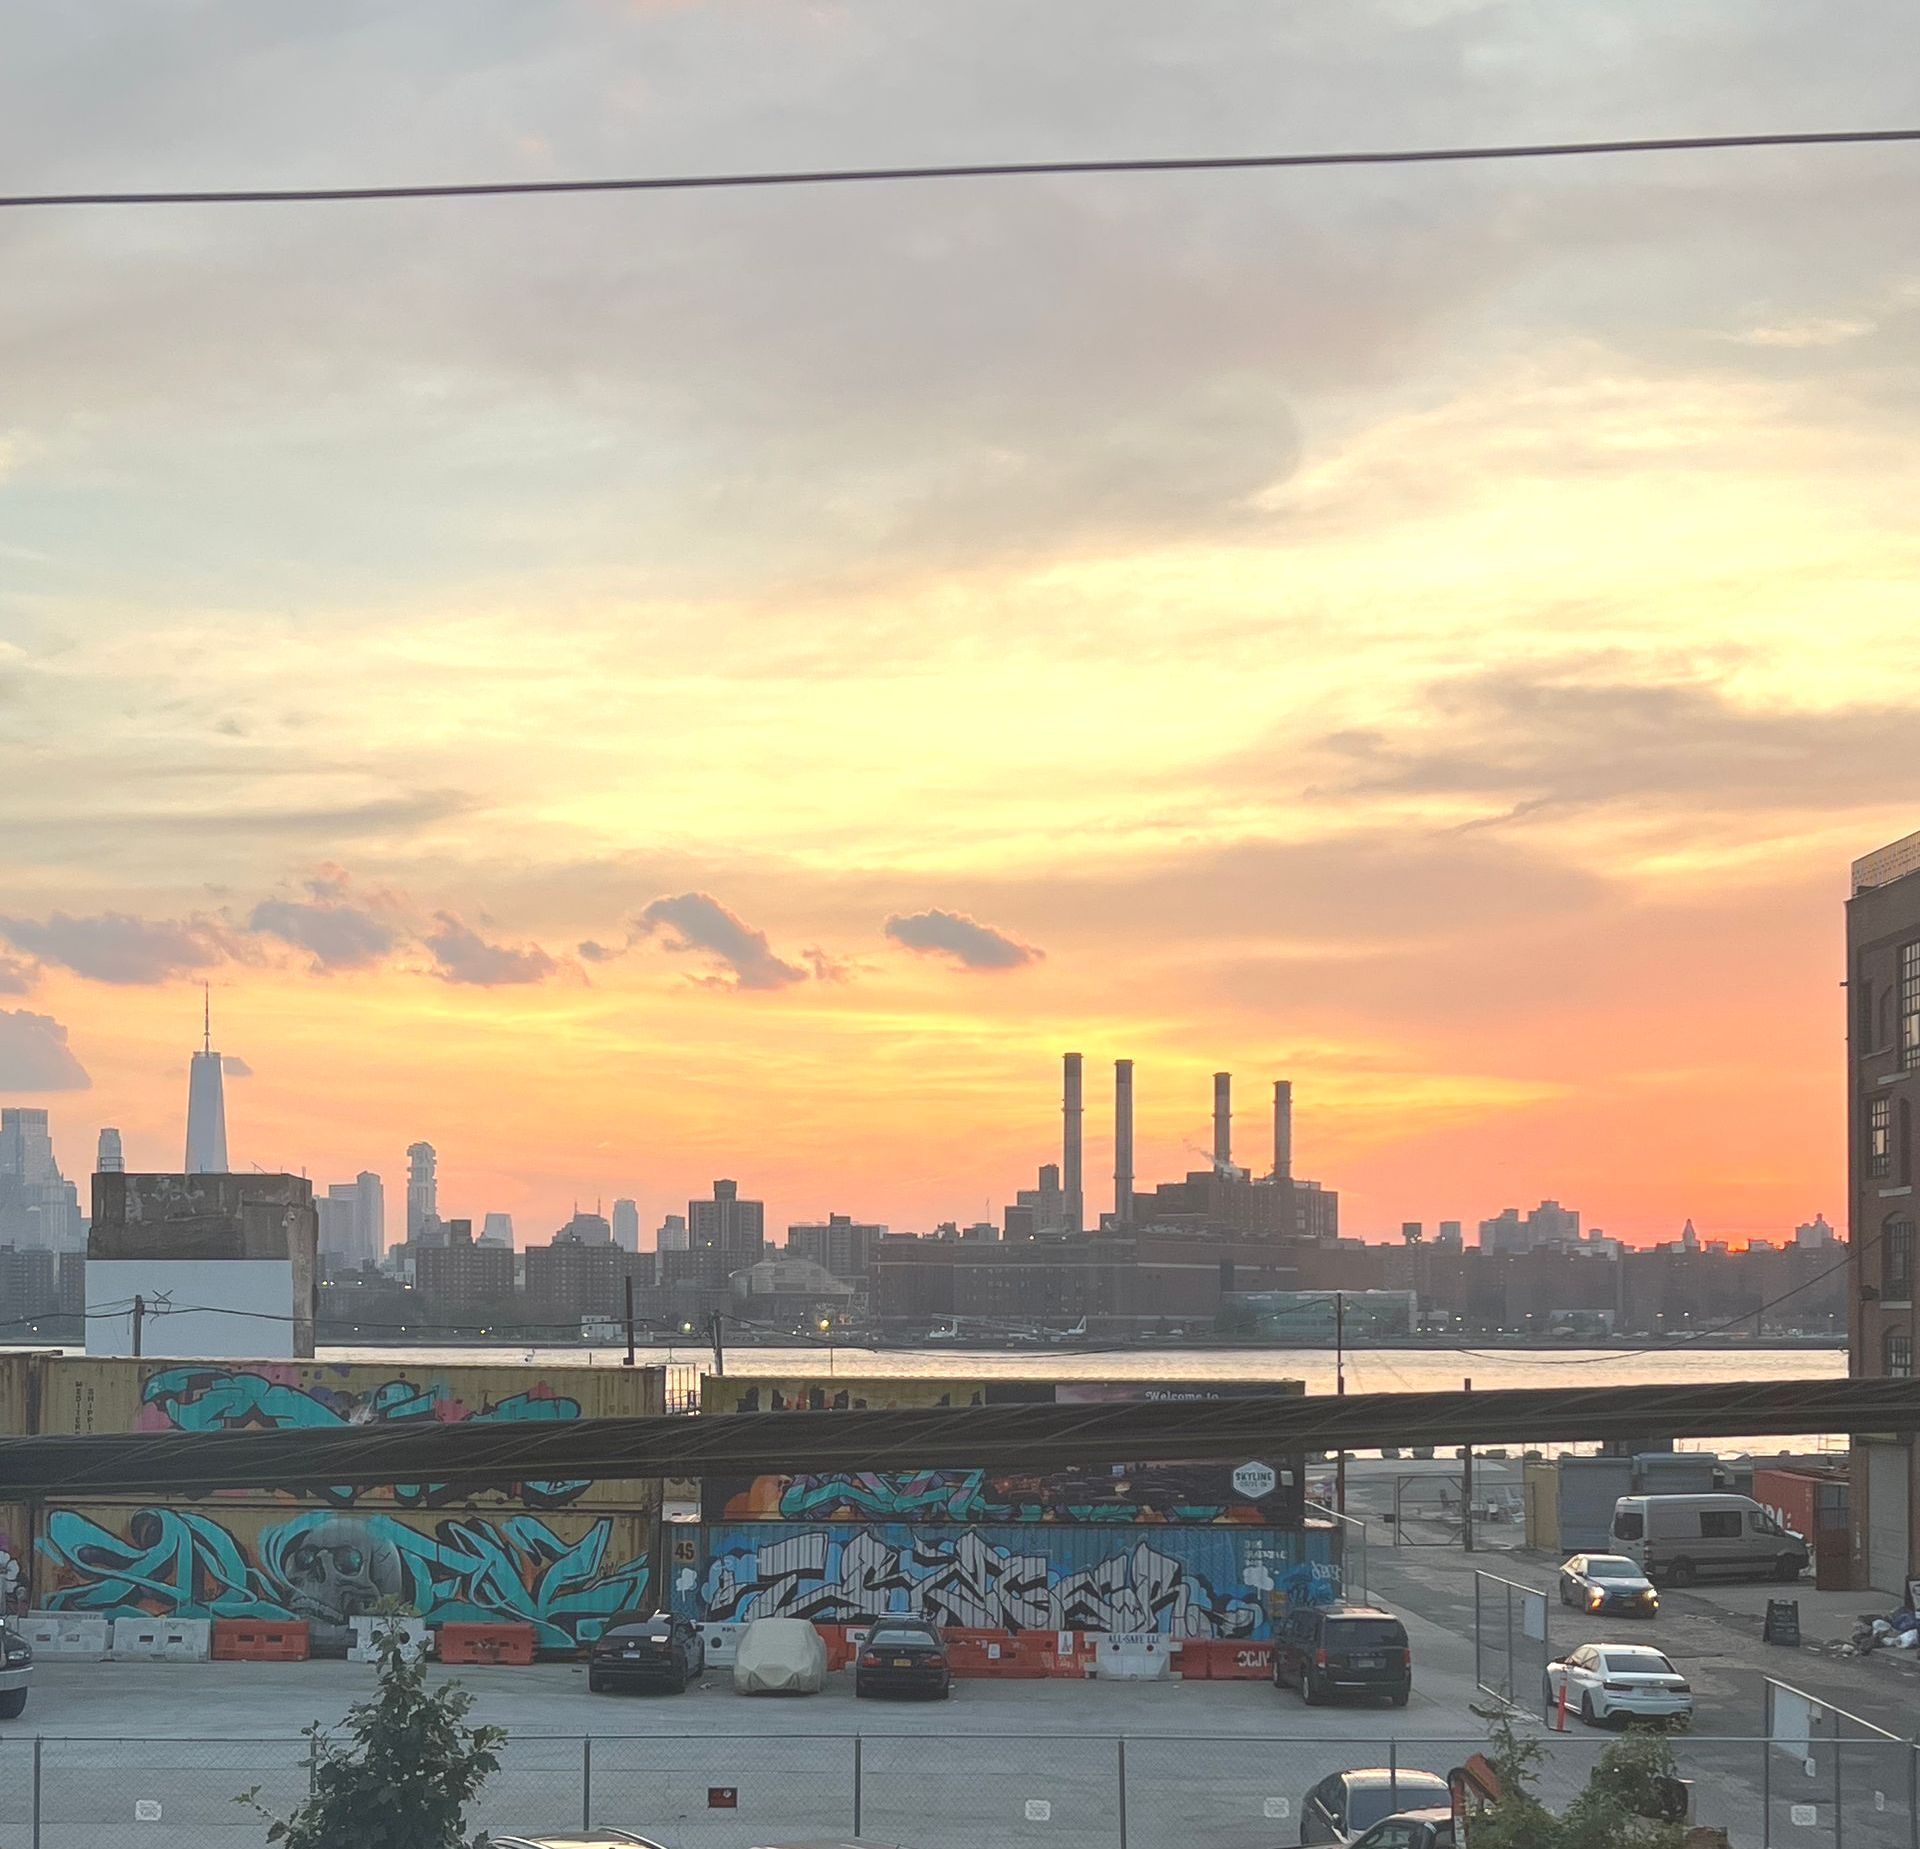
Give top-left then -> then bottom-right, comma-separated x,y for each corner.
37,1505 -> 653,1651
131,1364 -> 593,1508
683,1522 -> 1333,1638
706,1461 -> 1300,1527
701,1377 -> 999,1414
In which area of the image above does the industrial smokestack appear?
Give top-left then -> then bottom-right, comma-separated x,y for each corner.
1213,1071 -> 1231,1168
1113,1059 -> 1134,1225
1273,1079 -> 1293,1182
1063,1052 -> 1084,1233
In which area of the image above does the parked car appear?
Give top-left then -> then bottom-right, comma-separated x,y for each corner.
733,1617 -> 827,1695
495,1837 -> 901,1849
1299,1770 -> 1450,1845
1544,1641 -> 1693,1728
586,1613 -> 705,1694
1610,1493 -> 1808,1586
0,1625 -> 31,1719
1348,1809 -> 1456,1849
1273,1604 -> 1412,1707
1558,1553 -> 1659,1617
493,1835 -> 670,1849
854,1615 -> 952,1699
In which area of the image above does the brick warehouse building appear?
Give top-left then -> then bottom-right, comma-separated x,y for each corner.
1847,828 -> 1920,1593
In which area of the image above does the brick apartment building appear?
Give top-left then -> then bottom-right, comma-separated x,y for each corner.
415,1219 -> 516,1307
1848,828 -> 1920,1593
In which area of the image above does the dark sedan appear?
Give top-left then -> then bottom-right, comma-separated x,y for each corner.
853,1617 -> 952,1699
587,1613 -> 705,1694
1558,1553 -> 1659,1618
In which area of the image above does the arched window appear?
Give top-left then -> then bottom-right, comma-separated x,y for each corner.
1886,1328 -> 1913,1380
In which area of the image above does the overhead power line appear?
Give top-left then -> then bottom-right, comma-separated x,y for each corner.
3,127 -> 1917,212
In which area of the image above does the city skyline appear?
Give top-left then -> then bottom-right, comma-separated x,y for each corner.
5,7 -> 1914,1251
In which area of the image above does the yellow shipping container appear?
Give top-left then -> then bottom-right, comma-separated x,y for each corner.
702,1374 -> 987,1414
37,1356 -> 663,1512
33,1499 -> 658,1651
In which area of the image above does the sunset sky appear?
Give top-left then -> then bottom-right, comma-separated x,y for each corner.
4,2 -> 1918,1248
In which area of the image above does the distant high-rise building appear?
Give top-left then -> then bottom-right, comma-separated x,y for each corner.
480,1212 -> 514,1248
0,1108 -> 84,1251
557,1209 -> 612,1245
406,1142 -> 437,1242
318,1183 -> 359,1267
1479,1200 -> 1581,1254
690,1180 -> 765,1273
184,992 -> 229,1175
656,1213 -> 689,1252
611,1199 -> 639,1253
96,1128 -> 124,1175
354,1171 -> 385,1264
787,1213 -> 886,1283
1795,1213 -> 1836,1248
417,1218 -> 515,1306
1009,1162 -> 1065,1238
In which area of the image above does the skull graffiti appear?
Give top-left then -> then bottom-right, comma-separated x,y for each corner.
275,1519 -> 405,1648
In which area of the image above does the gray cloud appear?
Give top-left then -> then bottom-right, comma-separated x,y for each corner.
423,913 -> 557,986
0,910 -> 227,984
883,908 -> 1042,971
0,1009 -> 90,1092
221,1054 -> 253,1077
634,893 -> 808,992
249,896 -> 399,970
576,939 -> 623,963
1305,670 -> 1920,821
0,954 -> 38,995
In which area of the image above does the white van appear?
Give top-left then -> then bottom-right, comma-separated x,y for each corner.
1610,1493 -> 1808,1586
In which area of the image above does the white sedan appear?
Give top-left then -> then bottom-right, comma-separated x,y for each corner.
1545,1642 -> 1692,1728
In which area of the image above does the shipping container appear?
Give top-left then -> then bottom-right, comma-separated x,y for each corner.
1753,1465 -> 1849,1540
33,1499 -> 658,1652
680,1520 -> 1334,1637
35,1355 -> 664,1511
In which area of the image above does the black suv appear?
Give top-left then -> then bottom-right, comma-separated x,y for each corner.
1273,1603 -> 1411,1706
587,1612 -> 705,1694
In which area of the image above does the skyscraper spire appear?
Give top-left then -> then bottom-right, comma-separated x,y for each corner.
185,994 -> 229,1174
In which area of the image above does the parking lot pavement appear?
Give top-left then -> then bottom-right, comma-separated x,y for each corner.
13,1633 -> 1490,1740
0,1647 -> 1519,1849
1366,1539 -> 1920,1741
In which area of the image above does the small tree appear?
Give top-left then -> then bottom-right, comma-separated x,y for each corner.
242,1625 -> 504,1849
1469,1710 -> 1693,1849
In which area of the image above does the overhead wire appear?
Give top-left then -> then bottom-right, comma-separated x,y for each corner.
2,127 -> 1917,212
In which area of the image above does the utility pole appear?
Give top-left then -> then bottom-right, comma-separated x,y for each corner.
1461,1375 -> 1475,1554
622,1274 -> 636,1368
1334,1290 -> 1347,1516
709,1310 -> 725,1378
131,1293 -> 144,1358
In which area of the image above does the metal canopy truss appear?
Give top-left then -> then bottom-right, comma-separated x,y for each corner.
0,1375 -> 1913,1500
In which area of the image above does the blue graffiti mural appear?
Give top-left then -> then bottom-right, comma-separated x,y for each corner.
139,1366 -> 592,1508
682,1522 -> 1333,1638
706,1461 -> 1302,1527
39,1506 -> 651,1651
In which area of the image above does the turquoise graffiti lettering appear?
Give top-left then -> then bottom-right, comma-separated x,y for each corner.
40,1507 -> 649,1650
141,1367 -> 592,1508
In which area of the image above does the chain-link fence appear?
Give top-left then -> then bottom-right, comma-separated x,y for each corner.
3,1727 -> 1916,1847
1765,1677 -> 1920,1849
1473,1568 -> 1549,1713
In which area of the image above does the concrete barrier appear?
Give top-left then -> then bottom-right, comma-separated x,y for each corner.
1088,1634 -> 1174,1680
348,1616 -> 429,1663
110,1617 -> 211,1662
20,1613 -> 109,1659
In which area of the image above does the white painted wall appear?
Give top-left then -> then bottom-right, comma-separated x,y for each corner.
85,1259 -> 296,1358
